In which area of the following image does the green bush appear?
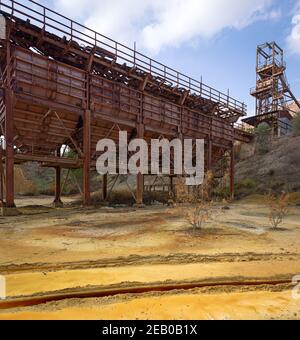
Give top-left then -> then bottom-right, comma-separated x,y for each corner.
255,123 -> 272,155
212,186 -> 231,199
292,112 -> 300,136
239,178 -> 257,190
233,178 -> 258,198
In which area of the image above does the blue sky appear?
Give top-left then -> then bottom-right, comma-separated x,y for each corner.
22,1 -> 300,115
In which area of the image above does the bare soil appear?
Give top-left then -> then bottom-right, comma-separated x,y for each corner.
1,287 -> 298,320
0,195 -> 299,320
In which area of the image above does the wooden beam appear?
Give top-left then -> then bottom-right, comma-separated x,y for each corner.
13,153 -> 82,168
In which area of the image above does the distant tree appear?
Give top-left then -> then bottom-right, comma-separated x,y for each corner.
292,112 -> 300,136
255,123 -> 272,155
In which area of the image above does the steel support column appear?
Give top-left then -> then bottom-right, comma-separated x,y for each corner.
230,144 -> 235,201
136,123 -> 144,206
204,139 -> 213,200
136,173 -> 144,206
170,176 -> 175,197
4,87 -> 15,208
53,147 -> 63,207
207,138 -> 212,171
102,174 -> 108,201
53,167 -> 63,207
83,109 -> 91,206
0,145 -> 4,205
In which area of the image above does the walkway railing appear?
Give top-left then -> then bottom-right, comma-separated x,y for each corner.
0,0 -> 247,116
234,123 -> 254,134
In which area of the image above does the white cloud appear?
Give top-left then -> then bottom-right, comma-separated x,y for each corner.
53,0 -> 278,54
287,1 -> 300,55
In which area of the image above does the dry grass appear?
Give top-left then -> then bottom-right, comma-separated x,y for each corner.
175,172 -> 219,231
287,192 -> 300,205
14,166 -> 38,196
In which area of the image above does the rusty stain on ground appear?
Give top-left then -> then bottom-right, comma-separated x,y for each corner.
0,196 -> 300,319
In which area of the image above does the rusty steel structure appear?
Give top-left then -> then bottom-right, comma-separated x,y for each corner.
244,42 -> 300,136
0,0 -> 252,212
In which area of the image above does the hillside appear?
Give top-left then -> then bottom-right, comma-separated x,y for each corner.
236,135 -> 300,194
12,135 -> 300,201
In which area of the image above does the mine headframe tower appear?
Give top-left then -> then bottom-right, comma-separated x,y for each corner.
244,42 -> 300,136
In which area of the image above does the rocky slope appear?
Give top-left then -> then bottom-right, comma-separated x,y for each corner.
236,135 -> 300,194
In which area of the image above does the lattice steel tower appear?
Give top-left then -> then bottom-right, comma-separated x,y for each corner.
244,42 -> 300,136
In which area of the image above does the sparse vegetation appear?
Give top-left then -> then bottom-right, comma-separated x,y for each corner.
186,200 -> 214,230
212,186 -> 231,200
236,135 -> 300,195
14,166 -> 39,196
227,178 -> 258,199
266,192 -> 289,230
176,172 -> 218,231
255,123 -> 272,155
287,192 -> 300,205
292,112 -> 300,136
239,178 -> 257,190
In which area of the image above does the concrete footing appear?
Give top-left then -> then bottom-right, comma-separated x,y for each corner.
133,204 -> 145,209
53,200 -> 64,208
1,207 -> 20,216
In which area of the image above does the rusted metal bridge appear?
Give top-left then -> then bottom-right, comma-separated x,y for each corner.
0,0 -> 252,213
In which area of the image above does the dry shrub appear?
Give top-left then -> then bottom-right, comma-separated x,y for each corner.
175,177 -> 191,203
202,171 -> 214,200
266,192 -> 289,230
176,172 -> 217,231
175,171 -> 214,203
186,200 -> 214,230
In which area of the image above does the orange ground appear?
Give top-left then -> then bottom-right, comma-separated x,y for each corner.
0,196 -> 299,320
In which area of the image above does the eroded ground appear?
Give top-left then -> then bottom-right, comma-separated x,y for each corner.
0,196 -> 300,320
1,286 -> 299,320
